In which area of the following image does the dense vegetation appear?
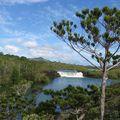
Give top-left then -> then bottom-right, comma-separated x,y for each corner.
0,54 -> 119,120
36,84 -> 120,120
0,55 -> 120,120
0,4 -> 119,120
1,81 -> 120,120
0,54 -> 60,86
51,6 -> 120,119
0,54 -> 119,88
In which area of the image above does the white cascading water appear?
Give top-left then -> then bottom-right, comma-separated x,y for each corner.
57,70 -> 84,78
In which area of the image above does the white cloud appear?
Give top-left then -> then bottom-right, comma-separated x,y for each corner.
0,0 -> 48,5
16,38 -> 23,43
26,42 -> 99,65
0,10 -> 13,25
24,41 -> 38,48
2,26 -> 43,40
42,3 -> 76,20
27,44 -> 79,63
0,38 -> 25,44
1,27 -> 43,46
4,45 -> 20,54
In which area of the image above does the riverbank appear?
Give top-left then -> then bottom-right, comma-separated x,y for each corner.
30,70 -> 60,94
0,54 -> 119,96
0,54 -> 119,88
81,69 -> 120,80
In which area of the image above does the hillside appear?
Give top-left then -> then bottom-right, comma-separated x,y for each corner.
0,54 -> 119,120
30,57 -> 48,61
0,54 -> 119,88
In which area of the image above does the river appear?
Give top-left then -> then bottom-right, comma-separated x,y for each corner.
36,77 -> 119,104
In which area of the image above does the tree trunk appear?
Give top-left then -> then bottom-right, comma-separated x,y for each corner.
78,114 -> 85,120
101,64 -> 108,120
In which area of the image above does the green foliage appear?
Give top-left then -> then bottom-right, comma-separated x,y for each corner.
0,62 -> 119,120
36,84 -> 120,120
23,114 -> 40,120
12,80 -> 32,96
108,68 -> 120,79
23,114 -> 55,120
0,54 -> 119,88
37,85 -> 101,120
10,66 -> 20,84
0,6 -> 119,120
0,82 -> 35,120
0,54 -> 60,86
51,6 -> 120,67
85,70 -> 102,78
35,73 -> 50,84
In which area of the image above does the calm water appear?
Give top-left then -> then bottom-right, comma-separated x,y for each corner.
36,77 -> 119,104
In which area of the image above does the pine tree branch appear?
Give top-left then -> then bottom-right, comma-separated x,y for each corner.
107,61 -> 120,71
106,43 -> 120,62
58,36 -> 102,70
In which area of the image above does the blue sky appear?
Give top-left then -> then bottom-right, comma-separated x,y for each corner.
0,0 -> 120,65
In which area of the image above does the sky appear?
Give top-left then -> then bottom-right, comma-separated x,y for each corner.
0,0 -> 120,65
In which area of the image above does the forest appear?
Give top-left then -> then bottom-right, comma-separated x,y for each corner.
0,5 -> 120,120
0,53 -> 120,120
0,53 -> 119,88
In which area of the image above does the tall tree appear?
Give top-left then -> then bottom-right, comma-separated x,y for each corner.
51,7 -> 120,120
38,85 -> 100,120
11,66 -> 19,85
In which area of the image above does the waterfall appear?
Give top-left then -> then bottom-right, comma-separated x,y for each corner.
57,70 -> 84,78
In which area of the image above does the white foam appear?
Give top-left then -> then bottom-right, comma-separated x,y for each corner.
57,71 -> 84,78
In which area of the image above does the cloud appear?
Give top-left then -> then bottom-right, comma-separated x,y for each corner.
2,27 -> 41,42
42,3 -> 76,21
26,42 -> 100,65
16,38 -> 23,43
24,41 -> 38,48
0,38 -> 25,45
4,45 -> 20,54
0,0 -> 48,5
27,44 -> 81,64
0,10 -> 13,25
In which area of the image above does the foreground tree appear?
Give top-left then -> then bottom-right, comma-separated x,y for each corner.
37,85 -> 100,120
51,7 -> 120,120
0,81 -> 35,120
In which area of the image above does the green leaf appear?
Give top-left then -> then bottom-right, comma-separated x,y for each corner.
81,21 -> 86,28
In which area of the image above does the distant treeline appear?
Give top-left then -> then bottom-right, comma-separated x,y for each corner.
0,54 -> 119,86
82,69 -> 120,80
0,54 -> 59,86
